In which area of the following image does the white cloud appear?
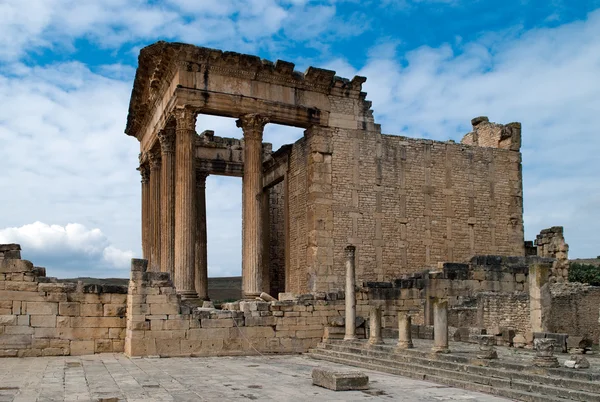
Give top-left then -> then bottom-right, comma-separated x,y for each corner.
0,222 -> 133,277
0,61 -> 141,273
348,9 -> 600,258
0,0 -> 367,61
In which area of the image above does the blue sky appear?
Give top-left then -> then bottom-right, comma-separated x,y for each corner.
0,0 -> 599,278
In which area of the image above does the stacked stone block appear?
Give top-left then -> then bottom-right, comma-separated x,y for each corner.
0,244 -> 127,357
125,259 -> 348,357
535,226 -> 569,282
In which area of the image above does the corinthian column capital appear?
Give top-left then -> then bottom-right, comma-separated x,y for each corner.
148,150 -> 162,170
174,107 -> 197,132
158,128 -> 176,154
236,113 -> 269,140
138,163 -> 150,184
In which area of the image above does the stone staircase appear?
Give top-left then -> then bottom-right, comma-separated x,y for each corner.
307,340 -> 600,402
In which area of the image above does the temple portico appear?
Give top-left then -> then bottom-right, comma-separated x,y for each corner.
136,106 -> 278,299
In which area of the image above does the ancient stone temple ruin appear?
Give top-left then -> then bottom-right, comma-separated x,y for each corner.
127,41 -> 525,300
2,40 -> 600,400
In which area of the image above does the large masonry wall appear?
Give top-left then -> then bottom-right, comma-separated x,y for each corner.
326,125 -> 524,291
549,283 -> 600,343
0,245 -> 127,357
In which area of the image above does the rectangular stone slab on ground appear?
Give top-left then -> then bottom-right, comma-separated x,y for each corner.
312,367 -> 369,391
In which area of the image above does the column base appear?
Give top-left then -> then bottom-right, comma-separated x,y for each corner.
396,341 -> 414,350
368,339 -> 384,346
343,335 -> 357,341
431,346 -> 450,353
533,356 -> 560,368
177,290 -> 199,300
242,292 -> 262,299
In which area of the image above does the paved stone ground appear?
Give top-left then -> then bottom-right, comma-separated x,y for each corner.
0,354 -> 511,402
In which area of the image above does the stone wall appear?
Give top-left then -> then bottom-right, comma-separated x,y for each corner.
549,282 -> 600,343
287,136 -> 308,293
536,226 -> 569,282
125,259 -> 347,357
477,292 -> 531,335
307,118 -> 525,293
0,245 -> 127,357
268,180 -> 286,297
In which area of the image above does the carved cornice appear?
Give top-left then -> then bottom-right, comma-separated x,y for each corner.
174,107 -> 197,132
125,42 -> 371,140
236,114 -> 269,141
148,150 -> 162,170
158,128 -> 175,154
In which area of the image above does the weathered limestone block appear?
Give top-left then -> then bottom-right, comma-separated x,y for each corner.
312,368 -> 369,391
59,302 -> 80,316
103,304 -> 127,317
0,259 -> 33,273
25,301 -> 58,315
0,315 -> 17,325
533,338 -> 560,368
30,315 -> 56,328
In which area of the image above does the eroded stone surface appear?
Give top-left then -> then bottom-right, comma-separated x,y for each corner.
312,367 -> 369,391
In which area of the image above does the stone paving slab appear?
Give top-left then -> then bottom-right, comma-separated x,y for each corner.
0,353 -> 511,401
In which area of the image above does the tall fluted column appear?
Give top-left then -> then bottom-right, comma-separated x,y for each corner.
195,170 -> 209,300
159,128 -> 176,278
174,107 -> 198,299
138,158 -> 150,260
236,114 -> 269,298
344,245 -> 357,341
148,150 -> 162,272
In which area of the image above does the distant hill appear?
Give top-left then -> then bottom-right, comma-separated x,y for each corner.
57,276 -> 242,302
570,258 -> 600,267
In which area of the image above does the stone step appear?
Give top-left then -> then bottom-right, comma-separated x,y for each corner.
323,340 -> 600,394
308,349 -> 563,402
309,345 -> 600,402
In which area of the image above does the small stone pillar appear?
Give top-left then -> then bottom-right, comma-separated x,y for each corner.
237,113 -> 269,298
368,305 -> 383,346
432,299 -> 450,353
396,311 -> 413,350
475,335 -> 498,359
533,338 -> 560,367
529,262 -> 551,333
344,245 -> 357,341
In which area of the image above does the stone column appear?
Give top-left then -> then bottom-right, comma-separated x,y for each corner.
138,159 -> 150,260
368,305 -> 383,346
236,114 -> 269,298
432,299 -> 450,353
159,128 -> 176,277
344,245 -> 357,341
397,311 -> 413,350
529,262 -> 551,333
173,107 -> 198,299
148,150 -> 162,272
195,170 -> 209,300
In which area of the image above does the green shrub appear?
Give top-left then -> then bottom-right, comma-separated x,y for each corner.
568,263 -> 600,286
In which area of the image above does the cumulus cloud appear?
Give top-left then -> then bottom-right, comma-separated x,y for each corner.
0,0 -> 366,61
0,222 -> 134,278
0,61 -> 141,272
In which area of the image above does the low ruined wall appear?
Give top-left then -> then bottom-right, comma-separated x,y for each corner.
125,259 -> 349,357
549,282 -> 600,343
477,292 -> 531,335
0,245 -> 127,357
